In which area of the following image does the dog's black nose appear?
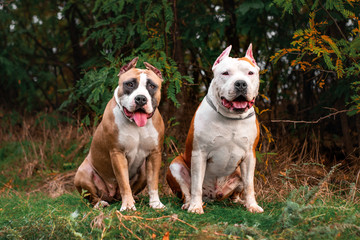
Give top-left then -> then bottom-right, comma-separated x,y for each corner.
234,80 -> 247,91
135,95 -> 147,106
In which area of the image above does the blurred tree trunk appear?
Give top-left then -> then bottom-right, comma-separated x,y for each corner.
172,0 -> 185,75
64,3 -> 84,85
337,99 -> 353,155
223,0 -> 239,53
269,69 -> 279,119
159,0 -> 193,146
303,73 -> 313,113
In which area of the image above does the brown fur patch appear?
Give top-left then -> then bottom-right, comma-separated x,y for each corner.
183,102 -> 202,168
117,68 -> 141,96
253,117 -> 260,159
166,155 -> 188,199
238,57 -> 256,67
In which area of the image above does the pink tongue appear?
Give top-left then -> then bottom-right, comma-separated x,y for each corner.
232,101 -> 248,109
222,98 -> 232,108
133,111 -> 148,127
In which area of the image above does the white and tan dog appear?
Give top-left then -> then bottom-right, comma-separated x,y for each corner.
166,44 -> 264,214
74,57 -> 165,211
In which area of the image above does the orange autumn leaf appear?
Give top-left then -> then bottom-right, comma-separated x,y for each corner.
162,231 -> 170,240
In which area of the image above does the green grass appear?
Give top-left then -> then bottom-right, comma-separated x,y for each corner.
0,190 -> 359,239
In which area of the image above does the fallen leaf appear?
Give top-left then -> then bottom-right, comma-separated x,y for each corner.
162,231 -> 170,240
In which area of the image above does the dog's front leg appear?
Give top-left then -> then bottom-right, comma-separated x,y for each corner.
110,150 -> 136,211
240,153 -> 264,213
188,150 -> 207,214
146,150 -> 165,209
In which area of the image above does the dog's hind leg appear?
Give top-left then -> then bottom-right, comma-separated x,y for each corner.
74,158 -> 110,208
166,155 -> 191,209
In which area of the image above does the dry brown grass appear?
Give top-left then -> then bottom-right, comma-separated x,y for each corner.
255,134 -> 360,204
0,112 -> 91,194
37,171 -> 76,197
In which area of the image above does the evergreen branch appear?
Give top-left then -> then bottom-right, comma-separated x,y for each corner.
304,163 -> 342,205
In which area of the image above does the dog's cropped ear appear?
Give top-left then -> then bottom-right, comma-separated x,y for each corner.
245,44 -> 258,67
118,57 -> 139,77
212,45 -> 232,71
144,62 -> 163,81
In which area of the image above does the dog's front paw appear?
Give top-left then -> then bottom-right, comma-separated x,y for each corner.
120,197 -> 136,211
149,201 -> 165,209
188,201 -> 204,214
120,203 -> 136,211
181,201 -> 190,210
246,203 -> 264,213
181,196 -> 191,210
94,200 -> 110,209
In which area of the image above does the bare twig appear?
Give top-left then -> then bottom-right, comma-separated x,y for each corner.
170,214 -> 198,230
115,211 -> 142,240
320,3 -> 348,40
169,139 -> 180,156
271,109 -> 349,124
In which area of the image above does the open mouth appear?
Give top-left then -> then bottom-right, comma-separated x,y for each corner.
221,96 -> 255,112
123,107 -> 154,127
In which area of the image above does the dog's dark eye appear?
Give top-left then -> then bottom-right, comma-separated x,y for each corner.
222,71 -> 229,76
248,71 -> 254,75
148,83 -> 156,89
126,82 -> 134,88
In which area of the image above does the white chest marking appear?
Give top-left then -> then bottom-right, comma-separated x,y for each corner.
112,105 -> 159,177
193,100 -> 257,178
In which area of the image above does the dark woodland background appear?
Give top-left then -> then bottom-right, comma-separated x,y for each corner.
1,0 -> 360,187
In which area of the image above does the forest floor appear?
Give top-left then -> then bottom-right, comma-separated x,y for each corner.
1,112 -> 360,239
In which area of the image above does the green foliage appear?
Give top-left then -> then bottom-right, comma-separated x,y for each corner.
61,63 -> 118,119
272,0 -> 306,14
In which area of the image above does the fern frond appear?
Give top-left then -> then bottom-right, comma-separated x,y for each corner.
323,53 -> 335,70
334,0 -> 345,13
335,58 -> 344,78
321,35 -> 341,57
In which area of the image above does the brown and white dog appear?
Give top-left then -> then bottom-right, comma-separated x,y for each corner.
166,44 -> 264,214
74,57 -> 165,211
